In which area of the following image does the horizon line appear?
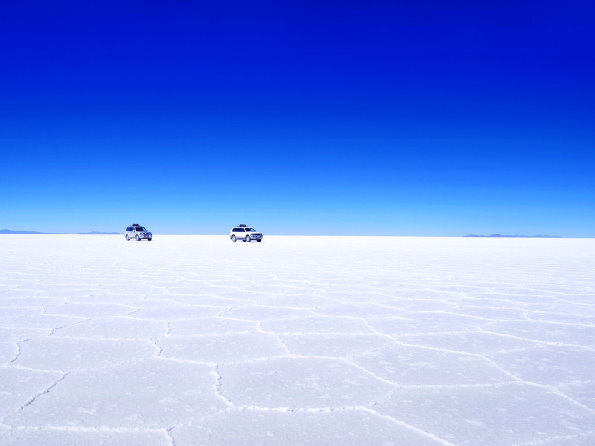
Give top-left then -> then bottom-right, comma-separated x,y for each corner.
1,230 -> 586,239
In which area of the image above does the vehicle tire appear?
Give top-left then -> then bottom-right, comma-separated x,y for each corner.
126,235 -> 129,241
231,235 -> 236,242
257,239 -> 262,242
148,238 -> 152,241
135,235 -> 140,241
246,235 -> 251,243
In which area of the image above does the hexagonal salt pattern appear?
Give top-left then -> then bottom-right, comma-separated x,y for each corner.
1,234 -> 594,445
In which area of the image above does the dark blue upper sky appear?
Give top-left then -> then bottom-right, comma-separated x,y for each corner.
1,1 -> 594,235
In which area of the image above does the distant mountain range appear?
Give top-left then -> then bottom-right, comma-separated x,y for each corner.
464,234 -> 561,238
0,229 -> 118,234
0,229 -> 47,234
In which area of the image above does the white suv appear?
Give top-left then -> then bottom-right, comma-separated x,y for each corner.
125,224 -> 152,241
230,225 -> 263,243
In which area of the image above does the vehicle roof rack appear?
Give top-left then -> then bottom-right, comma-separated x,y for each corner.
132,223 -> 140,226
239,224 -> 247,227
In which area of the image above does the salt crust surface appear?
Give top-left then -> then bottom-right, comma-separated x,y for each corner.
0,235 -> 594,445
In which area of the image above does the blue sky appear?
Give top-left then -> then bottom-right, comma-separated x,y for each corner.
1,1 -> 594,236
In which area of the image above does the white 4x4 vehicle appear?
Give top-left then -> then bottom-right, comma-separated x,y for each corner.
230,224 -> 263,243
125,224 -> 152,241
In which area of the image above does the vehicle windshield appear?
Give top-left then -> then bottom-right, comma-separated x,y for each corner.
135,227 -> 146,231
247,228 -> 255,232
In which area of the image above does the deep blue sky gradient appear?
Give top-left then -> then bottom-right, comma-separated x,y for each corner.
1,1 -> 594,235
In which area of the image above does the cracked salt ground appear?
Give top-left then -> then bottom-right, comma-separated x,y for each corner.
6,359 -> 226,429
42,302 -> 139,318
490,346 -> 595,386
559,381 -> 595,411
279,334 -> 394,357
0,314 -> 87,330
395,332 -> 538,355
351,344 -> 514,386
1,428 -> 171,446
217,357 -> 397,407
55,317 -> 167,339
374,383 -> 595,445
487,320 -> 595,346
0,327 -> 51,342
1,235 -> 595,445
172,410 -> 441,445
13,337 -> 156,371
159,333 -> 288,363
0,368 -> 64,419
168,318 -> 257,336
0,342 -> 17,364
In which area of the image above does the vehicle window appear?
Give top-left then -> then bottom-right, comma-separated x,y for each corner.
248,228 -> 255,231
136,227 -> 146,231
126,227 -> 131,231
233,228 -> 243,232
